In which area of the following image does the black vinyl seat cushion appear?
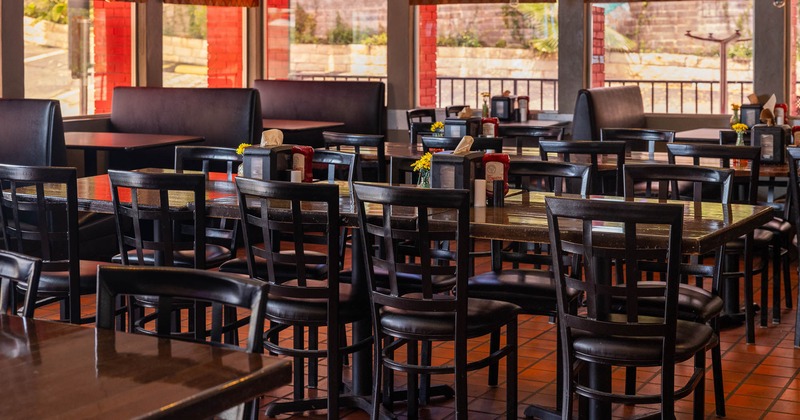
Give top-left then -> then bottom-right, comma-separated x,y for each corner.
612,282 -> 724,324
762,217 -> 793,235
21,260 -> 105,296
265,280 -> 367,325
219,252 -> 328,280
380,295 -> 520,340
468,269 -> 581,314
572,314 -> 716,364
724,228 -> 775,250
111,244 -> 232,268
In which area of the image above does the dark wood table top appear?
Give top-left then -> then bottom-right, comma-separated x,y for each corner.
499,120 -> 567,128
0,314 -> 291,419
65,131 -> 205,151
21,170 -> 772,255
262,119 -> 344,132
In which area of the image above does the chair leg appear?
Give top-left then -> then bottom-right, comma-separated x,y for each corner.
783,248 -> 792,309
506,321 -> 518,420
419,340 -> 431,405
327,324 -> 340,419
372,334 -> 384,420
308,326 -> 318,388
692,351 -> 706,420
711,337 -> 726,417
772,242 -> 782,323
488,330 -> 500,386
293,325 -> 305,400
454,338 -> 468,420
624,367 -> 637,396
407,340 -> 419,418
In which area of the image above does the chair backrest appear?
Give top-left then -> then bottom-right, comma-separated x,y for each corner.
718,130 -> 743,145
0,164 -> 82,322
406,108 -> 437,127
503,126 -> 564,155
600,128 -> 675,159
421,136 -> 503,153
322,131 -> 386,182
624,163 -> 734,204
787,148 -> 800,234
175,145 -> 242,181
0,99 -> 67,167
389,156 -> 418,185
353,183 -> 469,326
539,140 -> 627,196
445,105 -> 466,118
0,250 -> 42,318
312,149 -> 357,185
234,177 -> 341,304
108,170 -> 207,268
545,196 -> 684,370
571,85 -> 646,141
666,143 -> 760,204
508,160 -> 591,194
96,265 -> 267,351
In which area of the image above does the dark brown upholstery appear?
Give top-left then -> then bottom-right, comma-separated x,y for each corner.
0,99 -> 66,167
254,80 -> 386,148
571,85 -> 648,141
0,250 -> 42,318
108,87 -> 262,169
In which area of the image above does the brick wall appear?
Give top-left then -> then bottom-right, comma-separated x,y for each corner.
266,0 -> 290,79
207,6 -> 243,87
592,7 -> 604,88
92,0 -> 132,114
418,5 -> 437,108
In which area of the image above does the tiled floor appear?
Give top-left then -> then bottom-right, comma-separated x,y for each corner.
36,248 -> 800,420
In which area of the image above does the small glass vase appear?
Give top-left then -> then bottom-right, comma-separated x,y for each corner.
433,128 -> 444,137
735,131 -> 745,146
730,109 -> 740,126
417,169 -> 431,188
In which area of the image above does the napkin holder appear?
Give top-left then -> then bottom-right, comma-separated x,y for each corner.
431,151 -> 485,205
491,96 -> 514,122
242,145 -> 293,180
740,104 -> 763,128
444,117 -> 481,138
751,124 -> 789,163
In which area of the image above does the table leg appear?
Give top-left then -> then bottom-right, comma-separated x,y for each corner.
84,150 -> 98,177
350,228 -> 372,396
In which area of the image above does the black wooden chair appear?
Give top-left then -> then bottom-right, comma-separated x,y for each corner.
234,177 -> 371,418
95,264 -> 267,419
787,147 -> 800,347
353,182 -> 520,419
502,125 -> 564,155
0,250 -> 42,318
544,196 -> 714,419
0,164 -> 105,324
600,127 -> 675,159
322,131 -> 386,182
539,140 -> 627,195
407,108 -> 438,147
445,105 -> 467,117
624,162 -> 734,416
108,169 -> 233,335
421,135 -> 503,153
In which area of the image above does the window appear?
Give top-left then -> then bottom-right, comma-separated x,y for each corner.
593,1 -> 754,114
23,0 -> 134,116
163,4 -> 245,88
425,3 -> 558,111
264,0 -> 387,83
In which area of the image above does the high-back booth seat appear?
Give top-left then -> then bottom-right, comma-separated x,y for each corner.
571,85 -> 650,141
0,99 -> 67,167
108,87 -> 262,170
254,80 -> 386,148
0,99 -> 116,262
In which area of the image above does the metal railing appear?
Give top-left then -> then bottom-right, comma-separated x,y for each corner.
293,74 -> 782,115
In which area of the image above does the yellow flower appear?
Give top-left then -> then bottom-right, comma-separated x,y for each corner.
481,91 -> 491,99
236,143 -> 251,155
411,152 -> 432,172
430,121 -> 444,131
731,103 -> 740,111
731,123 -> 749,134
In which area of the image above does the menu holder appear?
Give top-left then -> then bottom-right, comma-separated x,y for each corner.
431,151 -> 485,205
242,145 -> 293,180
751,125 -> 790,163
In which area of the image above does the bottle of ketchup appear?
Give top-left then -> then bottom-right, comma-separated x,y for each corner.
482,153 -> 509,198
291,146 -> 314,182
481,117 -> 499,137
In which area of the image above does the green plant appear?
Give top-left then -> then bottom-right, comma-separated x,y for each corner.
186,6 -> 206,39
294,3 -> 319,44
326,13 -> 372,45
24,0 -> 67,25
437,31 -> 484,48
363,31 -> 387,46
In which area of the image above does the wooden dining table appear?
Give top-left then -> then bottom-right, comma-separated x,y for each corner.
0,313 -> 291,419
65,132 -> 205,176
21,170 -> 773,418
